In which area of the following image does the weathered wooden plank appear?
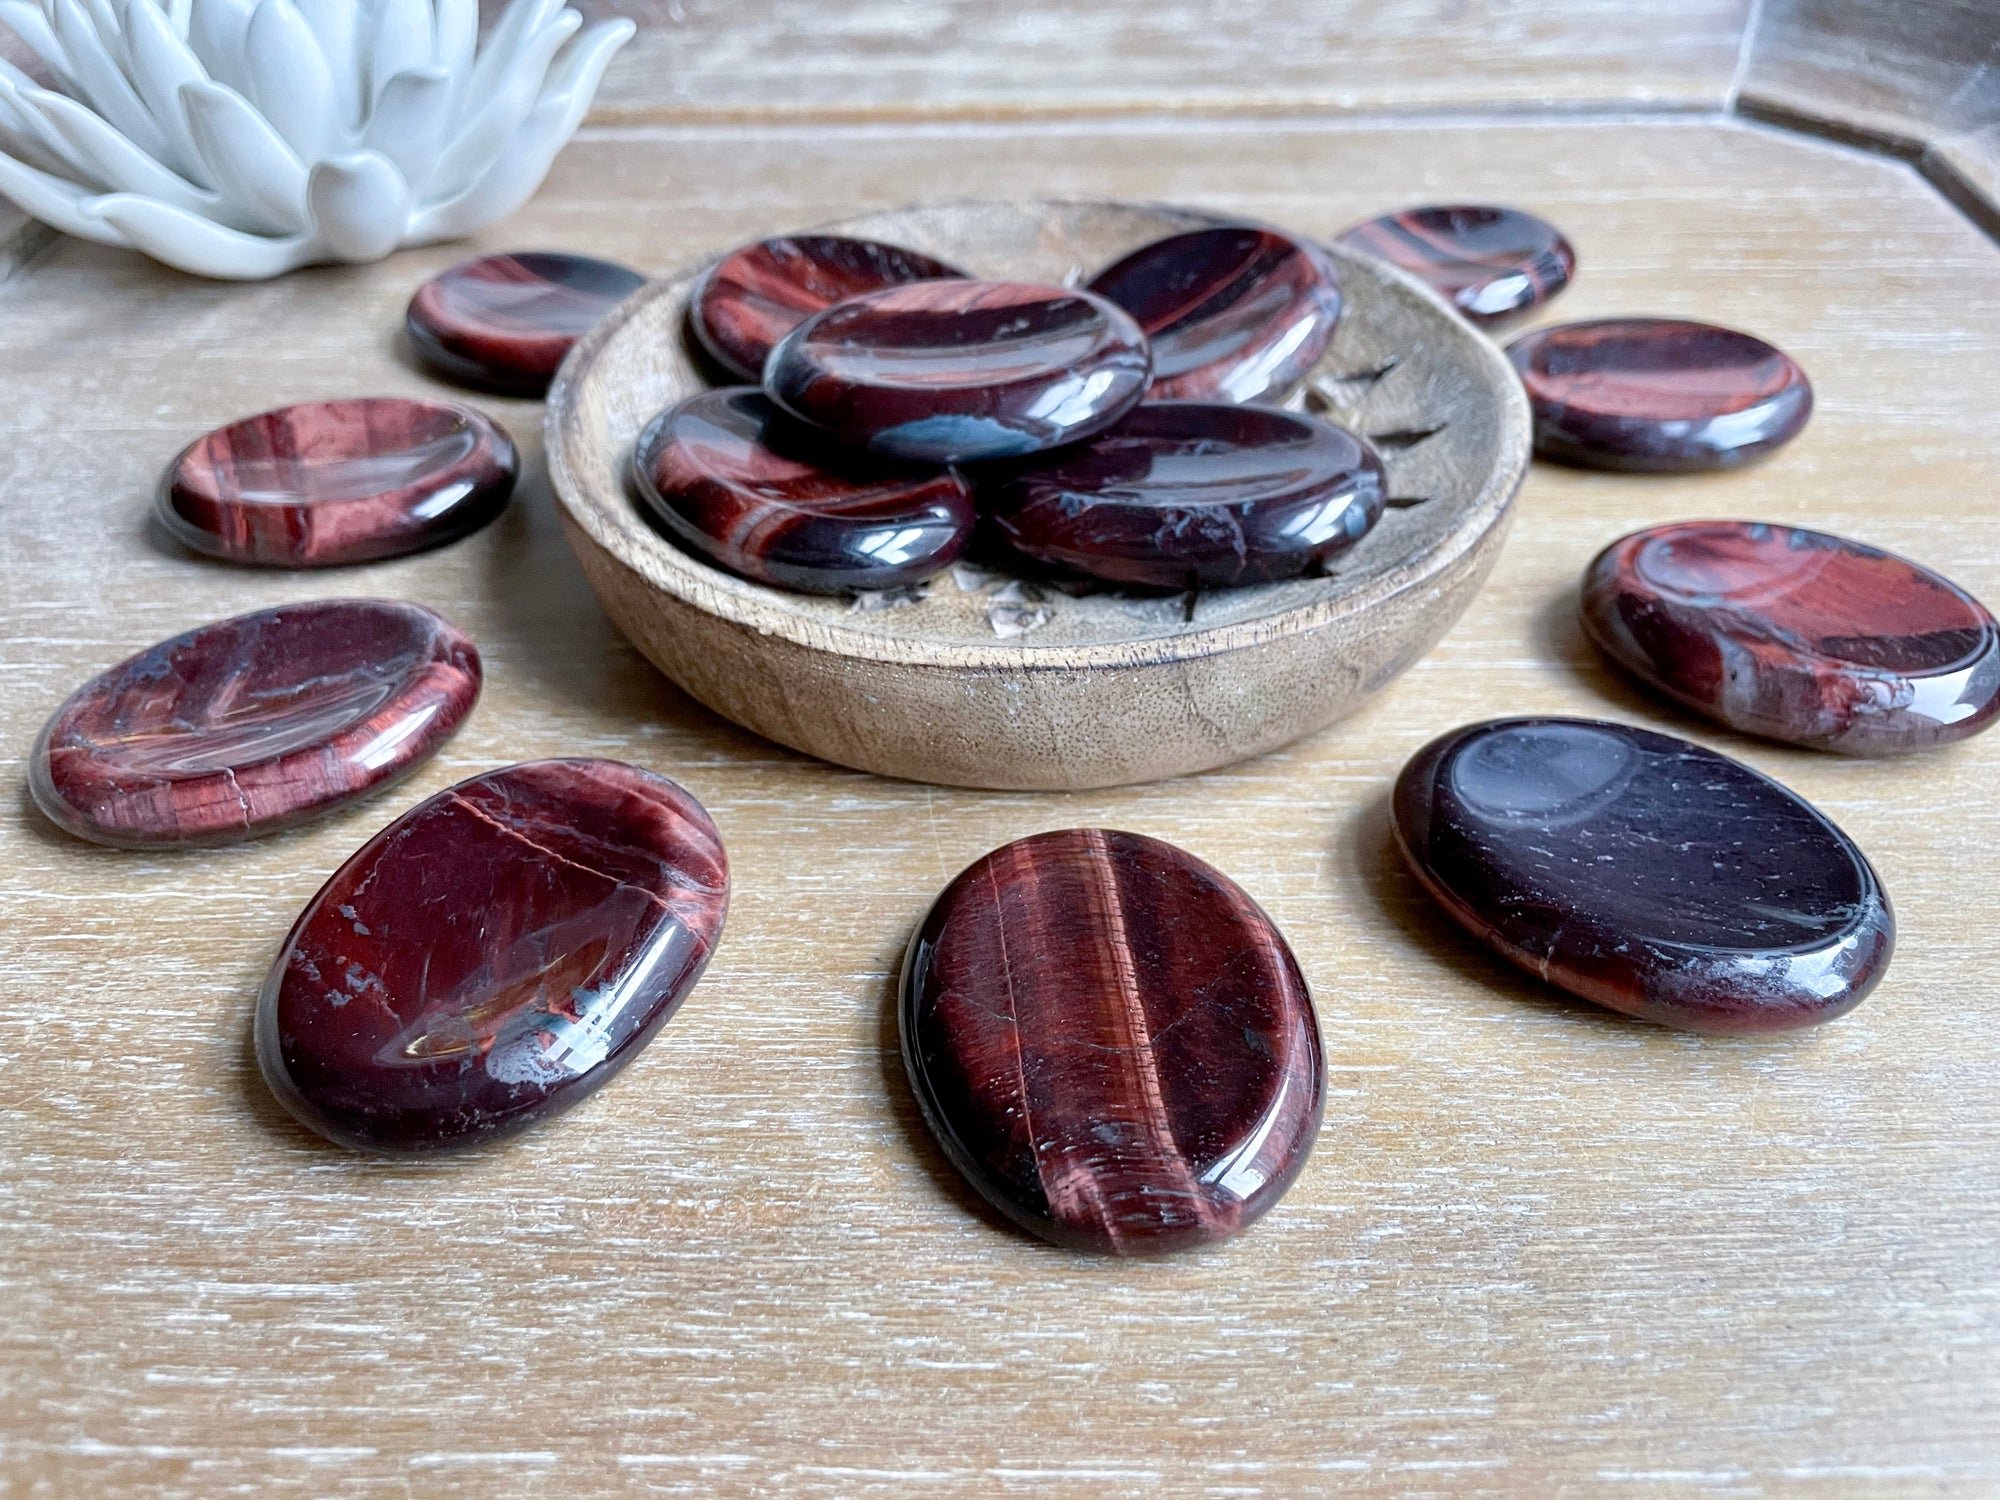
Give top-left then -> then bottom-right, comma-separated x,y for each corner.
6,0 -> 1755,123
572,0 -> 1754,119
1,114 -> 1996,1497
1738,0 -> 1998,144
0,0 -> 1752,281
1928,124 -> 2000,237
1738,0 -> 2000,231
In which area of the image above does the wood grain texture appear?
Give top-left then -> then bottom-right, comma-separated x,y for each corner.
2,115 -> 1998,1496
1737,0 -> 2000,231
550,200 -> 1528,789
0,0 -> 1719,283
566,0 -> 1755,119
1739,0 -> 1999,147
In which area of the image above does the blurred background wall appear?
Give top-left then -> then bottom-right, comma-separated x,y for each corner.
3,2 -> 1995,229
527,0 -> 1993,153
558,0 -> 1754,119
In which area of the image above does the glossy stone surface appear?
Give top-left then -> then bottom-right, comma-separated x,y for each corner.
763,280 -> 1152,464
633,387 -> 975,593
1583,521 -> 2000,756
1337,205 -> 1574,324
1506,318 -> 1813,472
407,252 -> 647,395
980,402 -> 1386,589
901,828 -> 1323,1255
1393,718 -> 1893,1033
1086,226 -> 1341,403
159,398 -> 518,567
257,759 -> 728,1153
691,234 -> 967,381
31,601 -> 480,849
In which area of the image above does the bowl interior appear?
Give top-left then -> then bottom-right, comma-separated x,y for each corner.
547,199 -> 1529,667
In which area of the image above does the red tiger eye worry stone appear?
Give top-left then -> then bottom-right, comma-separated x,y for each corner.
1086,226 -> 1342,403
979,401 -> 1385,589
1582,521 -> 2000,755
901,828 -> 1324,1256
1506,318 -> 1812,472
1393,718 -> 1893,1033
256,759 -> 729,1154
764,280 -> 1152,464
1337,205 -> 1574,324
691,234 -> 968,381
159,398 -> 518,567
407,251 -> 647,395
633,387 -> 975,593
31,600 -> 480,849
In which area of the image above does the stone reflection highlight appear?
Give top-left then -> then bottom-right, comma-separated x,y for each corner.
632,387 -> 975,592
763,280 -> 1151,463
691,234 -> 968,381
257,759 -> 729,1153
1506,318 -> 1812,471
407,251 -> 647,395
1393,718 -> 1893,1033
900,828 -> 1323,1255
159,398 -> 518,567
979,402 -> 1385,588
1583,521 -> 2000,755
31,600 -> 480,848
1338,206 -> 1574,324
1086,225 -> 1342,403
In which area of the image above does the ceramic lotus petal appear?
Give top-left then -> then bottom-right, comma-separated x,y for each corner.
0,0 -> 633,278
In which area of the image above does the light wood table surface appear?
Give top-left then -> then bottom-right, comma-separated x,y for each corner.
3,110 -> 1998,1497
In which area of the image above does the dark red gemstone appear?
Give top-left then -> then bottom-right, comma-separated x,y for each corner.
763,280 -> 1152,464
1506,318 -> 1812,472
901,828 -> 1323,1255
1337,205 -> 1574,324
1393,718 -> 1893,1033
406,251 -> 647,395
1583,521 -> 2000,756
159,398 -> 518,567
257,759 -> 728,1153
633,387 -> 975,593
31,600 -> 480,849
1086,226 -> 1341,403
691,234 -> 968,381
980,402 -> 1385,588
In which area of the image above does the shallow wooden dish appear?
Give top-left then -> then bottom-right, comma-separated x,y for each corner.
546,199 -> 1531,789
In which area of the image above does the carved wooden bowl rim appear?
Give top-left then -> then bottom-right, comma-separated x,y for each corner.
546,197 -> 1531,673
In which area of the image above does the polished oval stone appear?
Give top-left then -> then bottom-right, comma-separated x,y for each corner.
1086,226 -> 1341,403
30,600 -> 480,849
633,387 -> 975,593
901,828 -> 1323,1255
406,251 -> 647,395
257,759 -> 728,1153
691,234 -> 968,381
159,398 -> 519,567
980,402 -> 1386,589
1506,318 -> 1813,472
1583,521 -> 2000,756
1337,205 -> 1574,324
1393,718 -> 1893,1033
763,280 -> 1152,464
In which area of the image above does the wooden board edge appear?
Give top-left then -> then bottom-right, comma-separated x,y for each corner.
1733,86 -> 1928,160
1735,88 -> 2000,244
1921,132 -> 2000,245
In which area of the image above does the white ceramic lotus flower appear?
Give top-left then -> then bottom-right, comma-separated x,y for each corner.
0,0 -> 634,278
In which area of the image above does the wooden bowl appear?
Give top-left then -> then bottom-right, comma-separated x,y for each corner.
546,200 -> 1531,790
